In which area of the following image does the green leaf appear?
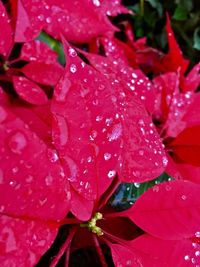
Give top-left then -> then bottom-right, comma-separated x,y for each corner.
110,172 -> 173,210
193,27 -> 200,50
145,0 -> 163,16
173,6 -> 188,21
36,32 -> 65,65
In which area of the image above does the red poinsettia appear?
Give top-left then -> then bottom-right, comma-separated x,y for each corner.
0,1 -> 63,105
0,87 -> 71,265
152,65 -> 200,183
85,13 -> 200,184
51,41 -> 167,215
91,14 -> 190,79
11,0 -> 130,44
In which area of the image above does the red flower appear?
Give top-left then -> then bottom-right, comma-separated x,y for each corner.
51,41 -> 167,216
0,87 -> 70,265
152,66 -> 200,183
40,180 -> 200,267
12,0 -> 129,43
0,1 -> 63,105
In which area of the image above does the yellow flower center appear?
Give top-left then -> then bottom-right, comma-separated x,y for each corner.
80,212 -> 103,236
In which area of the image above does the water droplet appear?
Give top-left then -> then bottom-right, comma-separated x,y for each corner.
45,17 -> 52,23
162,156 -> 168,166
70,64 -> 77,73
181,195 -> 187,200
9,132 -> 27,154
98,84 -> 105,91
89,130 -> 97,141
47,149 -> 59,163
184,255 -> 190,261
45,175 -> 53,186
68,48 -> 77,57
153,185 -> 159,192
0,205 -> 5,212
64,157 -> 78,182
108,123 -> 122,141
37,14 -> 44,21
96,115 -> 103,122
26,175 -> 33,183
195,251 -> 200,257
195,231 -> 200,237
9,180 -> 17,187
12,167 -> 19,174
165,185 -> 171,191
87,156 -> 92,163
107,170 -> 116,178
104,153 -> 111,161
134,183 -> 140,188
126,260 -> 132,266
138,150 -> 144,156
92,0 -> 101,6
132,73 -> 138,79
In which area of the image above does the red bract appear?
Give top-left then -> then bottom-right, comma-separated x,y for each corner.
0,2 -> 63,105
51,42 -> 167,210
0,88 -> 70,265
151,68 -> 200,182
13,0 -> 129,43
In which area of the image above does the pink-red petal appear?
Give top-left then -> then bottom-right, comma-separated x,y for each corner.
13,76 -> 48,105
0,215 -> 58,267
129,180 -> 200,240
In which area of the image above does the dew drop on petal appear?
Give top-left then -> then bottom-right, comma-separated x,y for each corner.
8,132 -> 27,154
138,150 -> 144,156
184,255 -> 190,261
134,183 -> 140,188
68,48 -> 77,57
92,0 -> 101,6
70,64 -> 77,73
104,153 -> 111,161
181,195 -> 187,200
153,185 -> 159,192
45,175 -> 53,186
195,231 -> 200,237
165,185 -> 171,191
108,123 -> 122,141
47,149 -> 59,163
26,175 -> 34,183
195,251 -> 200,257
107,170 -> 116,178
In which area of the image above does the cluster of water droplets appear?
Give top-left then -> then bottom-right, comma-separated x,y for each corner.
184,240 -> 200,266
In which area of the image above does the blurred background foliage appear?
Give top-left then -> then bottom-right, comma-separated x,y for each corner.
122,0 -> 200,68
